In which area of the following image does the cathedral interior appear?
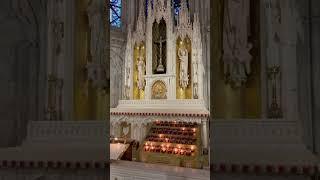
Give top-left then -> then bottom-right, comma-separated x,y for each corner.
0,0 -> 319,179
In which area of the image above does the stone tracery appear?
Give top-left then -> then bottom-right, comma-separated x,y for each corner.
111,0 -> 209,167
123,0 -> 205,101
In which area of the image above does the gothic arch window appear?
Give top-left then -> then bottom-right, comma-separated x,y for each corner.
110,0 -> 122,27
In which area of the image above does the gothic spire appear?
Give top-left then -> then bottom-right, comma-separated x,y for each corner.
147,0 -> 152,18
134,0 -> 146,43
180,0 -> 188,11
138,0 -> 145,18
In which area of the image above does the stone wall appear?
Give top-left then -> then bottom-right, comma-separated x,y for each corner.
0,0 -> 47,147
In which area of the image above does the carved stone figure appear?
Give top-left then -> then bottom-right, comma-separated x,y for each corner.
192,61 -> 199,99
87,0 -> 103,63
268,0 -> 281,65
223,0 -> 252,87
124,25 -> 133,99
125,67 -> 131,98
178,46 -> 189,88
137,55 -> 145,90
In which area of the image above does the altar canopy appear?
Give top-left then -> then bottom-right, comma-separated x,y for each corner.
122,0 -> 205,101
110,143 -> 130,160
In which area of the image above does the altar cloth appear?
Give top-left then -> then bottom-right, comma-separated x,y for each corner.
110,143 -> 130,160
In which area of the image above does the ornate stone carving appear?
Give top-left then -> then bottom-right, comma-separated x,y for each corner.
151,80 -> 167,99
111,114 -> 206,125
52,19 -> 64,55
133,0 -> 146,44
113,0 -> 208,146
178,46 -> 189,88
267,65 -> 282,118
86,0 -> 107,90
124,25 -> 133,99
192,13 -> 204,99
176,0 -> 192,40
223,0 -> 253,87
153,0 -> 168,23
124,0 -> 204,100
153,36 -> 166,73
85,61 -> 105,88
265,0 -> 283,118
137,53 -> 146,90
87,0 -> 103,62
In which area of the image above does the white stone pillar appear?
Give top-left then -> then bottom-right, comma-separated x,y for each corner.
201,119 -> 208,149
131,123 -> 135,140
280,0 -> 299,122
116,123 -> 122,138
145,2 -> 153,100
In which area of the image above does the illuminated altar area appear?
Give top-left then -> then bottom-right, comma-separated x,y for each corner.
110,0 -> 209,169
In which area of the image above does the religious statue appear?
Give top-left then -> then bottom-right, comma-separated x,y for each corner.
86,61 -> 97,82
125,66 -> 131,99
192,61 -> 199,99
87,0 -> 103,63
268,0 -> 281,65
124,24 -> 133,99
137,54 -> 145,90
223,0 -> 252,87
178,46 -> 189,88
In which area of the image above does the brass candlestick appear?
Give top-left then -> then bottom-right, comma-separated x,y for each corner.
267,65 -> 282,118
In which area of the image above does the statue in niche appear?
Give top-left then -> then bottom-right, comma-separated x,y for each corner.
152,19 -> 167,74
86,0 -> 106,89
268,0 -> 281,65
125,66 -> 131,99
137,53 -> 145,90
87,0 -> 103,62
223,0 -> 252,87
178,46 -> 189,88
192,61 -> 199,99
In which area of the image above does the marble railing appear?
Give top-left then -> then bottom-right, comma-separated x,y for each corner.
117,99 -> 207,109
24,121 -> 107,145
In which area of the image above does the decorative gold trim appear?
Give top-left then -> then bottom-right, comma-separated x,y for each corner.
133,42 -> 146,99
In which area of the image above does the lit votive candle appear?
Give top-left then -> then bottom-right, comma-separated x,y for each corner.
174,148 -> 178,154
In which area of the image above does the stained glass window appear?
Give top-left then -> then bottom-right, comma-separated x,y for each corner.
145,0 -> 153,17
172,0 -> 189,16
110,0 -> 122,27
145,0 -> 189,18
173,0 -> 181,17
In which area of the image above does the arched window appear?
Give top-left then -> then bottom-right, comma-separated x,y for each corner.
110,0 -> 122,27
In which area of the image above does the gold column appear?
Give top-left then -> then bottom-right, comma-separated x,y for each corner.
133,42 -> 146,100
